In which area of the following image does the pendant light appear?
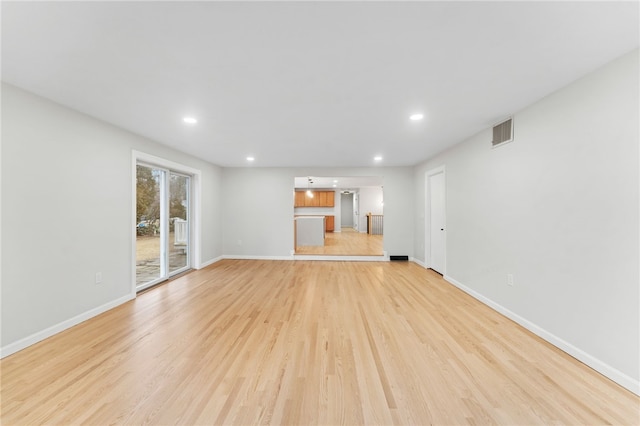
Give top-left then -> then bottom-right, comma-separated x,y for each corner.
306,177 -> 314,198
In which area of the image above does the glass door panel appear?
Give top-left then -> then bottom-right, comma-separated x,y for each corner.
136,164 -> 162,286
169,172 -> 189,275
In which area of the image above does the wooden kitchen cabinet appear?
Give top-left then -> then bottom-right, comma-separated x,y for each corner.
317,191 -> 327,207
311,192 -> 320,207
294,191 -> 335,207
319,191 -> 335,207
294,191 -> 306,207
325,215 -> 335,232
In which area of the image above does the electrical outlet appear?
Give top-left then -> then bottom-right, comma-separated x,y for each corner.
95,272 -> 103,284
507,273 -> 514,287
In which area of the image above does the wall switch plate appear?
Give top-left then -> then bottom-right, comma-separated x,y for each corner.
507,273 -> 514,287
95,272 -> 103,284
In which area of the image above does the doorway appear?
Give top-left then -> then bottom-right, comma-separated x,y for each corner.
136,163 -> 191,291
426,167 -> 446,274
293,176 -> 383,256
341,192 -> 354,228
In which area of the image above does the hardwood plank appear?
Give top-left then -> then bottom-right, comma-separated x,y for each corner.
1,260 -> 638,425
295,227 -> 383,256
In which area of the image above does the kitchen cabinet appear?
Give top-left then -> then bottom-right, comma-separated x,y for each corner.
325,215 -> 335,232
294,191 -> 306,207
294,191 -> 335,207
311,192 -> 320,207
324,191 -> 336,207
318,191 -> 328,207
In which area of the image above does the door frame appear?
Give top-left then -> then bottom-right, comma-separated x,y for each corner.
352,191 -> 360,232
425,165 -> 446,274
132,150 -> 202,295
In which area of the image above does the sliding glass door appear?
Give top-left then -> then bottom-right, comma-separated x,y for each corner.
136,164 -> 190,290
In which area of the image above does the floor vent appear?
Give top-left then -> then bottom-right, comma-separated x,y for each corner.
492,117 -> 513,147
390,255 -> 409,261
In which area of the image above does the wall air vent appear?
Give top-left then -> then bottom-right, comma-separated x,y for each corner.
492,117 -> 513,147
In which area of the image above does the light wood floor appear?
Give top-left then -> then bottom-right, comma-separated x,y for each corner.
295,227 -> 383,256
1,260 -> 638,425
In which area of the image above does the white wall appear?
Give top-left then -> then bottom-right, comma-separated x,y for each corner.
358,187 -> 384,231
222,167 -> 413,257
221,168 -> 294,257
413,49 -> 639,392
1,83 -> 223,352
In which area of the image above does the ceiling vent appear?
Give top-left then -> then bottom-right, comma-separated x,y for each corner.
492,118 -> 513,147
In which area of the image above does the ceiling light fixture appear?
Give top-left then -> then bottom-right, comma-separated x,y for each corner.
306,177 -> 314,198
409,113 -> 424,121
183,117 -> 198,124
374,156 -> 383,162
246,156 -> 255,162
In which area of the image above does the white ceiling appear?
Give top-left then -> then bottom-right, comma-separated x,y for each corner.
2,1 -> 638,168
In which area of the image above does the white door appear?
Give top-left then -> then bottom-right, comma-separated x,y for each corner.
428,169 -> 446,274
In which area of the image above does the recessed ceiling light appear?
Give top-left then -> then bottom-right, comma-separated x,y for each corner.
246,156 -> 255,162
374,156 -> 383,161
333,180 -> 338,183
409,113 -> 424,121
183,117 -> 197,124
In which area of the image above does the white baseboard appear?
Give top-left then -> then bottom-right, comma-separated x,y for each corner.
223,255 -> 295,261
293,254 -> 388,262
443,274 -> 640,396
221,254 -> 389,262
410,257 -> 426,268
197,256 -> 223,269
1,293 -> 134,359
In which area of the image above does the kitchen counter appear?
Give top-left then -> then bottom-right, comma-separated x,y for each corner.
294,216 -> 325,246
295,214 -> 334,232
